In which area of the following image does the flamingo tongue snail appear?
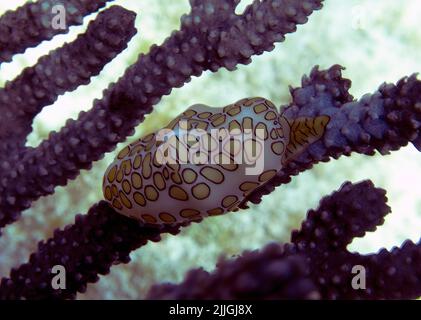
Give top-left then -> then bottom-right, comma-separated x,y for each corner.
102,97 -> 330,225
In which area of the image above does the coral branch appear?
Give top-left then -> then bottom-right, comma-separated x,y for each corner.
305,238 -> 421,299
243,65 -> 421,208
0,201 -> 188,300
3,181 -> 419,300
0,0 -> 323,231
0,5 -> 137,149
1,1 -> 418,301
0,0 -> 113,64
147,181 -> 421,300
291,180 -> 389,252
147,248 -> 320,300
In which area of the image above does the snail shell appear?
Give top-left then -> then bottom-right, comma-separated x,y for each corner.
102,97 -> 329,224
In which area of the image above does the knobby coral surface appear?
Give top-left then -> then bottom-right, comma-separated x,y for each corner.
0,0 -> 419,300
243,64 -> 421,207
0,0 -> 111,64
148,181 -> 421,300
0,0 -> 323,232
0,5 -> 137,150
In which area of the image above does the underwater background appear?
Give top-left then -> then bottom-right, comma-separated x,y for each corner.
0,0 -> 420,299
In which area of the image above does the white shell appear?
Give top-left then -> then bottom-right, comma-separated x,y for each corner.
102,97 -> 329,224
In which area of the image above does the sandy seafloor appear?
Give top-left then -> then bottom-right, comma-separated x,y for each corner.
0,0 -> 420,299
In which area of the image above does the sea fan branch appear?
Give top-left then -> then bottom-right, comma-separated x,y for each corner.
243,65 -> 421,208
0,0 -> 115,64
0,0 -> 324,232
0,201 -> 189,300
147,181 -> 421,300
0,5 -> 137,150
